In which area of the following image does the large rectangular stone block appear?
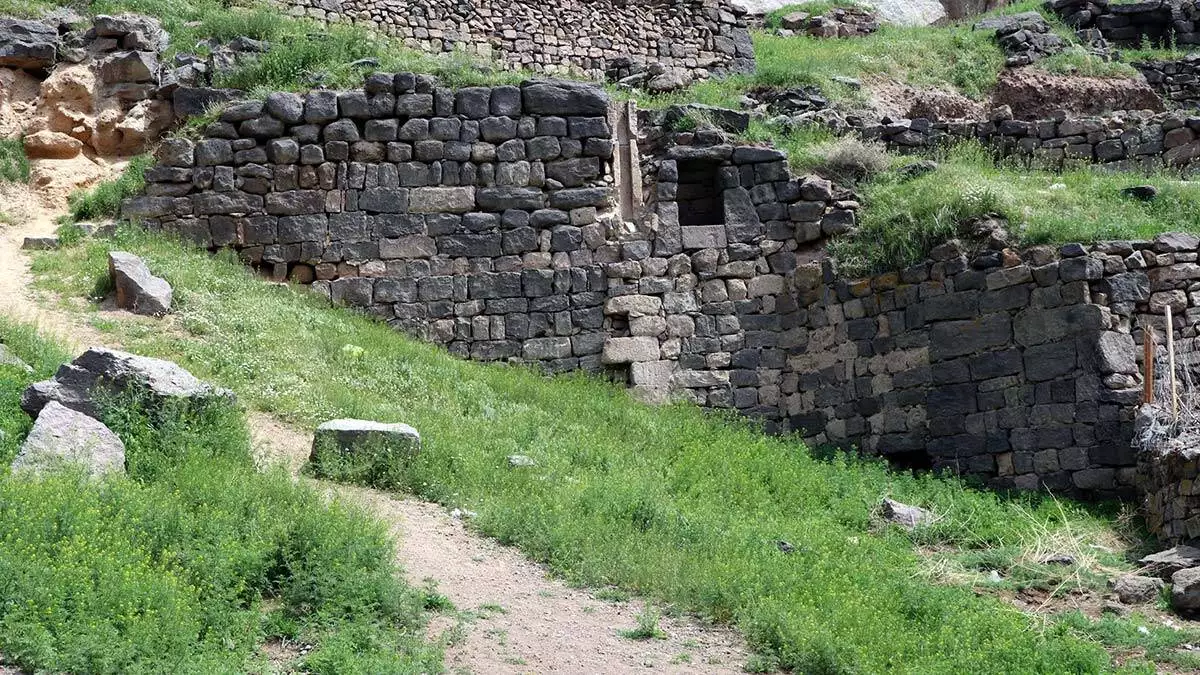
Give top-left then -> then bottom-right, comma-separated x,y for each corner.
409,187 -> 476,214
929,313 -> 1012,361
601,337 -> 660,364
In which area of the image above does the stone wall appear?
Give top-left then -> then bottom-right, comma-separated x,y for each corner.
861,110 -> 1200,173
1137,404 -> 1200,544
1048,0 -> 1200,47
274,0 -> 754,85
1136,56 -> 1200,110
127,74 -> 1194,497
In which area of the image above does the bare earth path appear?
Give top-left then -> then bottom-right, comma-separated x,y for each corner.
0,215 -> 752,674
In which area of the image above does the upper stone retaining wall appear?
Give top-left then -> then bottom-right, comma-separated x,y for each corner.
274,0 -> 755,85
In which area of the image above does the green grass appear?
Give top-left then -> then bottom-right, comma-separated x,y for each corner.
67,155 -> 152,222
829,142 -> 1200,275
644,24 -> 1004,111
26,226 -> 1187,672
618,608 -> 667,641
0,138 -> 31,184
0,320 -> 442,673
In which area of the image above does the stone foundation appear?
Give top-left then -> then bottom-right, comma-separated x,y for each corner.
863,110 -> 1200,173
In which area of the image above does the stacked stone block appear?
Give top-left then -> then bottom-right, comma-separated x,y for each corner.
274,0 -> 755,85
861,110 -> 1200,173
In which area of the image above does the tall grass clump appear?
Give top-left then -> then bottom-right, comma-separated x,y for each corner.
67,155 -> 153,222
0,320 -> 442,673
0,138 -> 31,184
27,228 -> 1164,672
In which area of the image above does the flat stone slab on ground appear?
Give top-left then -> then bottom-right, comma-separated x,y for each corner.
311,418 -> 421,460
21,236 -> 59,251
1141,545 -> 1200,579
12,401 -> 126,477
109,251 -> 172,316
21,347 -> 234,418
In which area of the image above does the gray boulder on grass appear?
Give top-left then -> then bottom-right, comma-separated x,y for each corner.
109,251 -> 172,316
21,347 -> 234,418
311,419 -> 421,461
1171,567 -> 1200,611
12,401 -> 126,477
881,498 -> 935,529
1113,575 -> 1164,604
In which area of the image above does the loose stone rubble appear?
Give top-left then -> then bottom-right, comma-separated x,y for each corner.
775,7 -> 880,38
975,12 -> 1066,66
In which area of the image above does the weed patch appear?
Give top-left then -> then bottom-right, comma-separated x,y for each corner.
0,138 -> 30,184
0,319 -> 441,673
67,155 -> 152,223
619,608 -> 668,640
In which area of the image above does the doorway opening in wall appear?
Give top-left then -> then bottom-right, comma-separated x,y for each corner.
676,158 -> 724,226
885,449 -> 934,472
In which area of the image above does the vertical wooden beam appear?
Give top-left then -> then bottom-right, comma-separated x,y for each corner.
1167,306 -> 1178,422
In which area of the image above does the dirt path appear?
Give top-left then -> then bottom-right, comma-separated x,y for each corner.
0,211 -> 752,674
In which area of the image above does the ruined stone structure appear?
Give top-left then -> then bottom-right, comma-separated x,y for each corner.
1137,403 -> 1200,543
1048,0 -> 1200,47
863,110 -> 1200,173
275,0 -> 755,85
129,75 -> 1200,497
1136,56 -> 1200,110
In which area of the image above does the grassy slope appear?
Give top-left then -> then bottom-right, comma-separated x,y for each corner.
0,323 -> 443,673
828,142 -> 1200,275
29,228 -> 1200,672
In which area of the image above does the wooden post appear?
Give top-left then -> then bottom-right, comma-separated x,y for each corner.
1167,305 -> 1178,422
1144,325 -> 1155,404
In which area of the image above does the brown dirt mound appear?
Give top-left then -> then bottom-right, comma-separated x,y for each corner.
992,68 -> 1164,120
864,77 -> 987,121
